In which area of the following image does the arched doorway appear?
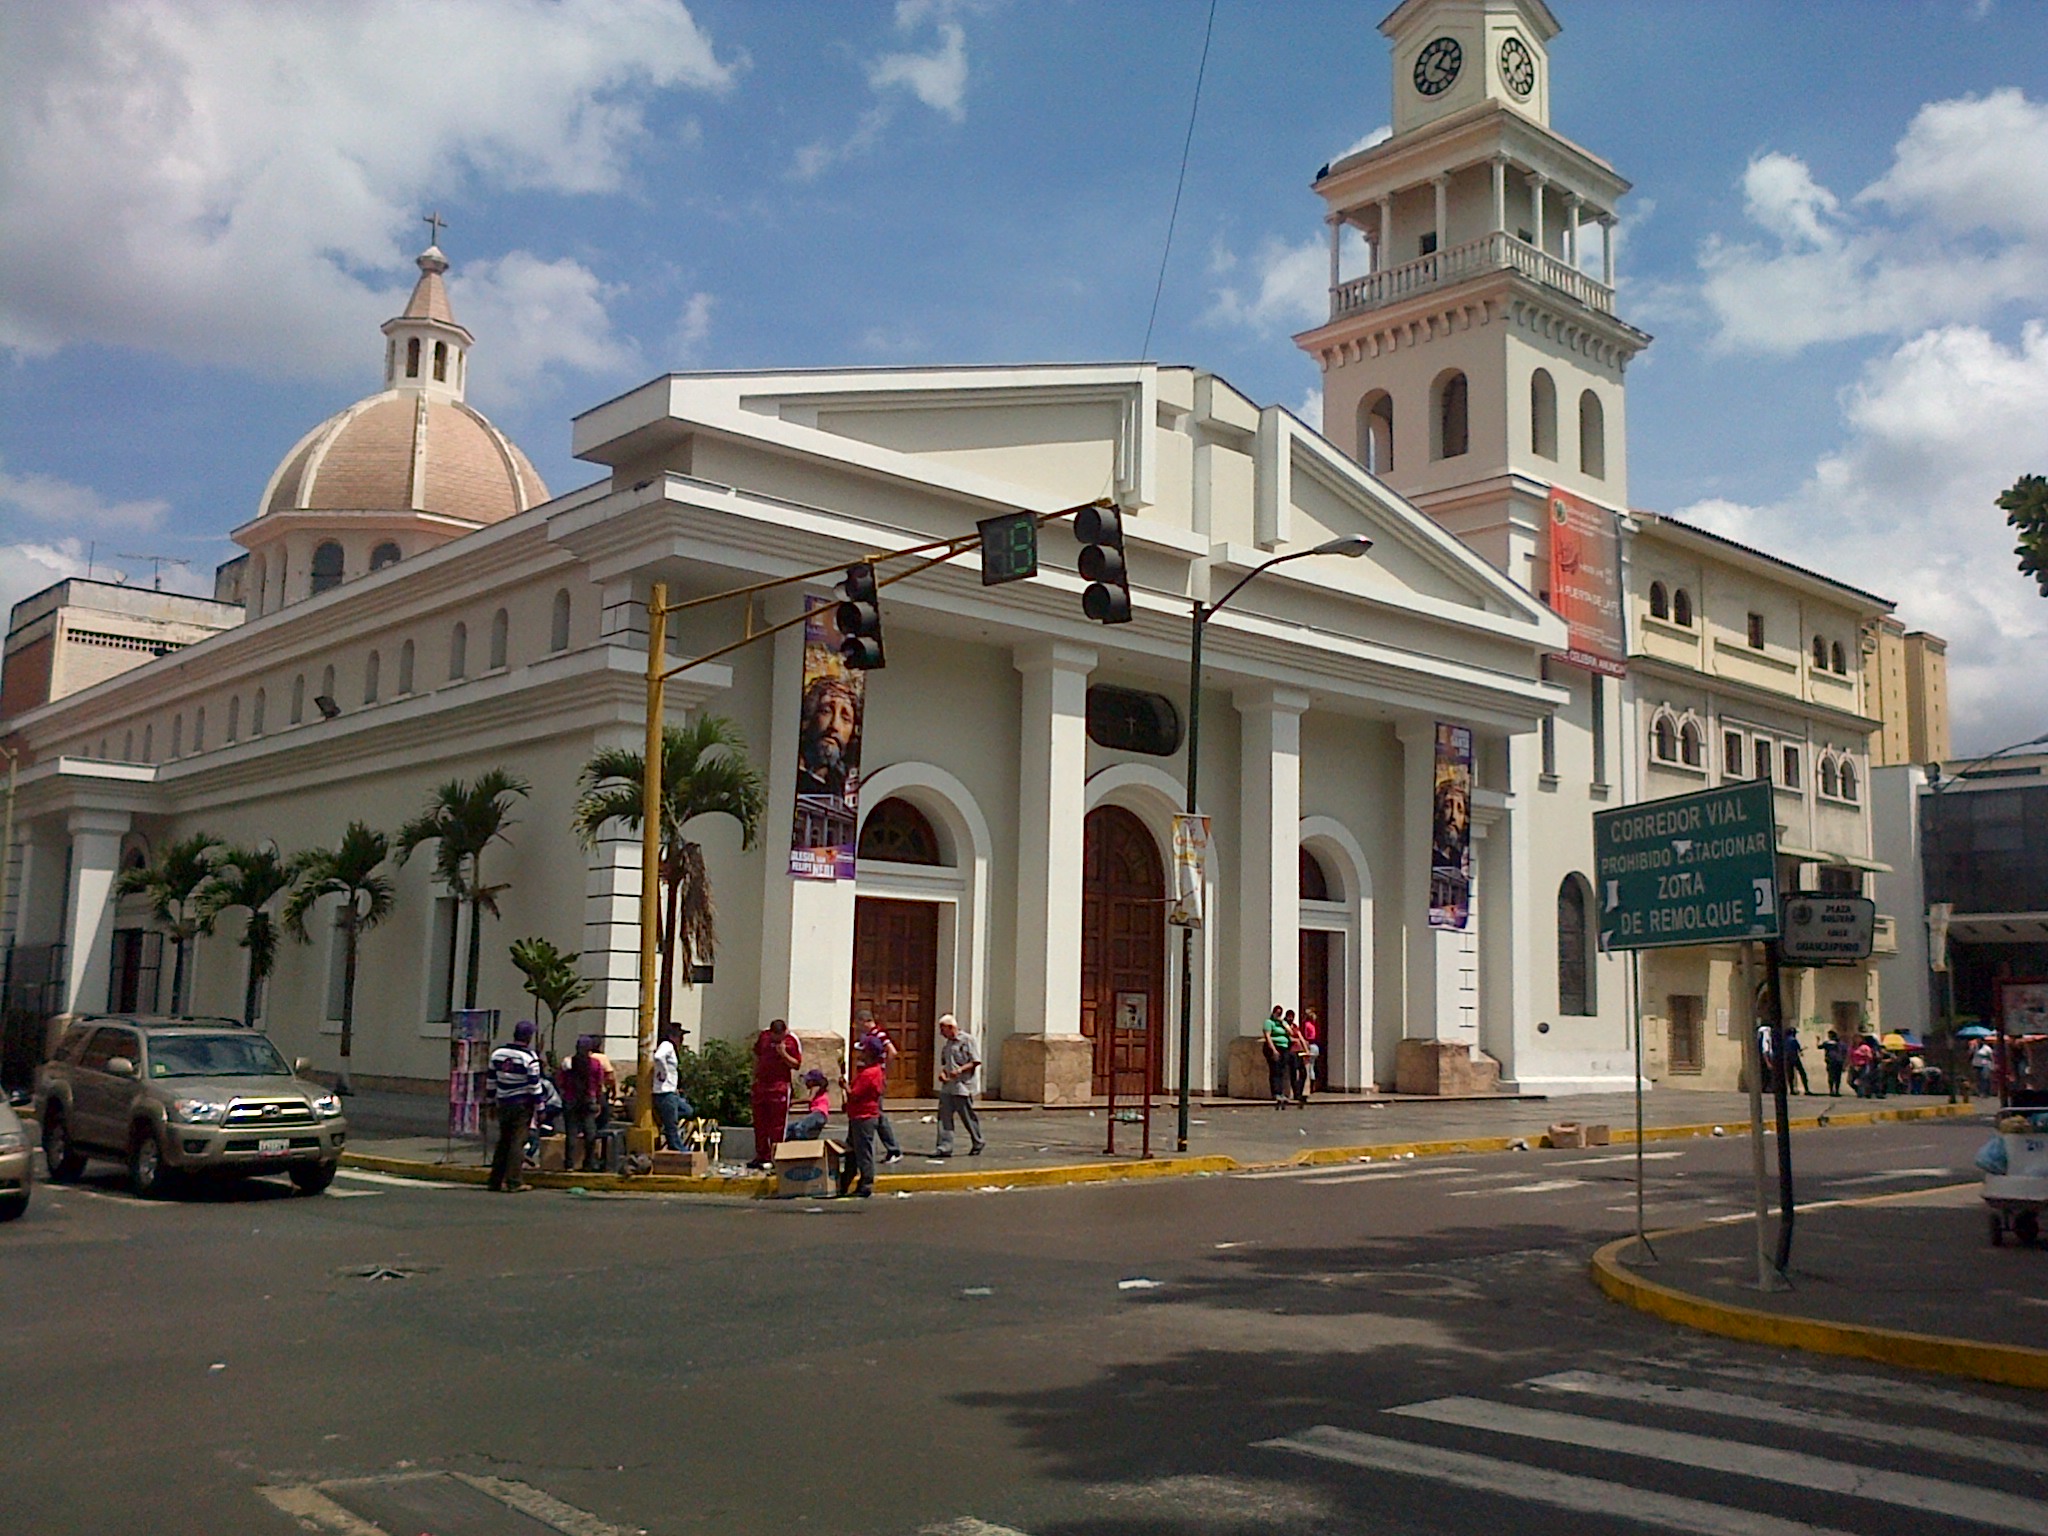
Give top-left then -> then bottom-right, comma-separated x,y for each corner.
1299,846 -> 1334,1090
852,798 -> 943,1096
1081,805 -> 1165,1094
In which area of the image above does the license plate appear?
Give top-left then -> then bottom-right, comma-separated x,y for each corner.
258,1138 -> 289,1156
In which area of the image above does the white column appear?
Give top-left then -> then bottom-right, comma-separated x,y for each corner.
1566,194 -> 1583,269
1490,158 -> 1507,234
1236,687 -> 1309,1033
581,812 -> 644,1060
1601,216 -> 1616,286
1378,196 -> 1393,268
1432,175 -> 1449,254
1526,173 -> 1548,252
1012,640 -> 1095,1036
1396,719 -> 1443,1040
61,808 -> 129,1015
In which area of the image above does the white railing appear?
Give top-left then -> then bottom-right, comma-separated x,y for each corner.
1330,231 -> 1614,321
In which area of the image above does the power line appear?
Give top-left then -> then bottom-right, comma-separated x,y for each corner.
1139,0 -> 1220,363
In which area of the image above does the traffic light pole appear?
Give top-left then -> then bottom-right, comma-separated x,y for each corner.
1175,605 -> 1206,1153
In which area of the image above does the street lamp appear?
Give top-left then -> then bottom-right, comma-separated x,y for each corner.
1175,534 -> 1373,1152
1924,728 -> 2048,1107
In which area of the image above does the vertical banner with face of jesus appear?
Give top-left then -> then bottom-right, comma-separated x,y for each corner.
1429,722 -> 1473,931
789,597 -> 865,881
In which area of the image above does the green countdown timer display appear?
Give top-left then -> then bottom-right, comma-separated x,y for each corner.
978,511 -> 1039,586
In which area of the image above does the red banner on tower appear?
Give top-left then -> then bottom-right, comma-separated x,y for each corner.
1546,487 -> 1626,677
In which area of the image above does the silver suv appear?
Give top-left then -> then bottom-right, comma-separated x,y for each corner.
37,1017 -> 347,1197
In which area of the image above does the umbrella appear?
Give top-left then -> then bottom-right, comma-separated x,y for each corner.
1881,1033 -> 1910,1050
1955,1025 -> 1995,1040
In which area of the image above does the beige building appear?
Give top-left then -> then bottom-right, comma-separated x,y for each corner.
1627,513 -> 1896,1090
0,580 -> 241,723
1868,615 -> 1952,768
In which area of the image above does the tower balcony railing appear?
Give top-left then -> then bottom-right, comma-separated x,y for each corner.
1330,230 -> 1614,321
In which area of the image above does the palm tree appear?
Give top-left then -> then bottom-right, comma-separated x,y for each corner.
201,845 -> 295,1028
572,717 -> 765,1032
114,832 -> 223,1015
283,822 -> 395,1095
395,770 -> 530,1013
508,936 -> 592,1057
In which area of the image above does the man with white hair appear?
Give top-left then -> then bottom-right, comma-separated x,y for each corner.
932,1013 -> 984,1158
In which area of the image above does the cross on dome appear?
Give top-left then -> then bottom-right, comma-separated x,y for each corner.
423,209 -> 446,245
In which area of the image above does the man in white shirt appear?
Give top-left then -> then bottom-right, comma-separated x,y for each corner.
932,1014 -> 984,1158
651,1023 -> 693,1152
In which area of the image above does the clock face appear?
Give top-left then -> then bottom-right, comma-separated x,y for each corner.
1500,35 -> 1536,99
1413,36 -> 1462,97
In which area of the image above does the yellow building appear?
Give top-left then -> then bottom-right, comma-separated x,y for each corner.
1869,615 -> 1951,768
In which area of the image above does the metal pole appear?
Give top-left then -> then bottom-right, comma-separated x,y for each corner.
1767,939 -> 1796,1277
1175,604 -> 1205,1153
1740,943 -> 1781,1290
1631,949 -> 1653,1260
630,582 -> 668,1157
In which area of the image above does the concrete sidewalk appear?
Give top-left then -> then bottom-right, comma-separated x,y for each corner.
1593,1181 -> 2048,1390
343,1087 -> 1978,1188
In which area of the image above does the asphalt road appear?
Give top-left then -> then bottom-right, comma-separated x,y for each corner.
2,1115 -> 2037,1536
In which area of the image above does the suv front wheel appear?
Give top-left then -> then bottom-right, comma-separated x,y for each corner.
129,1126 -> 175,1199
42,1107 -> 86,1182
290,1161 -> 337,1196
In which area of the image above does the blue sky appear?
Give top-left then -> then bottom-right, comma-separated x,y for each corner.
2,0 -> 2045,750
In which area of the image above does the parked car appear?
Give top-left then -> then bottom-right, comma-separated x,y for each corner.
36,1016 -> 346,1197
0,1097 -> 30,1220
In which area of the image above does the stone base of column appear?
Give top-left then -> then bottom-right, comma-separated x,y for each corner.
998,1033 -> 1093,1105
1395,1038 -> 1503,1096
794,1031 -> 846,1092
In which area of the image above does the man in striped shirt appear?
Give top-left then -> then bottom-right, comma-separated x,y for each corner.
488,1019 -> 545,1193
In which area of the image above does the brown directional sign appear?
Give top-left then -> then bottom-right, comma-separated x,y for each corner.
1594,780 -> 1781,952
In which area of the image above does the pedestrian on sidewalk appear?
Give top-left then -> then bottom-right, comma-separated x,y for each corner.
1973,1038 -> 1995,1097
1848,1033 -> 1875,1097
853,1007 -> 905,1164
1821,1029 -> 1845,1097
1300,1007 -> 1323,1100
1755,1021 -> 1777,1094
1262,1005 -> 1294,1108
786,1069 -> 831,1142
751,1017 -> 802,1168
1783,1025 -> 1812,1095
933,1014 -> 985,1158
487,1019 -> 545,1193
1285,1010 -> 1311,1106
841,1038 -> 886,1198
651,1022 -> 694,1153
559,1035 -> 606,1172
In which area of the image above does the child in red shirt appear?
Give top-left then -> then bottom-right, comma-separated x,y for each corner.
841,1041 -> 886,1199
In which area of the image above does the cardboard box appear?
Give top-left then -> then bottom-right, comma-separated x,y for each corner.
1584,1123 -> 1611,1147
651,1149 -> 714,1178
1546,1122 -> 1585,1150
772,1139 -> 835,1199
535,1135 -> 566,1172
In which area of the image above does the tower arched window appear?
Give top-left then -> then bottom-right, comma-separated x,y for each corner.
143,724 -> 153,760
319,665 -> 336,707
1812,634 -> 1828,670
1840,760 -> 1859,803
290,675 -> 304,725
1649,581 -> 1669,621
550,589 -> 572,653
1357,391 -> 1394,474
250,553 -> 268,616
310,540 -> 345,596
1433,370 -> 1469,460
370,541 -> 402,572
1680,719 -> 1704,768
488,608 -> 509,670
1672,588 -> 1693,627
432,340 -> 447,382
1831,641 -> 1846,675
1530,368 -> 1558,460
252,688 -> 266,736
449,622 -> 467,680
1819,756 -> 1839,798
406,337 -> 421,378
398,639 -> 415,695
1579,390 -> 1606,479
171,714 -> 183,758
1558,874 -> 1595,1016
123,729 -> 134,760
226,695 -> 239,743
193,707 -> 204,753
1652,712 -> 1677,763
364,650 -> 380,705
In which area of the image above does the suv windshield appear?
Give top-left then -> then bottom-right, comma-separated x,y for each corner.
148,1034 -> 292,1079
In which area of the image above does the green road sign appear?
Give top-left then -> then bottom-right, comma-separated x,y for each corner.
1593,780 -> 1781,952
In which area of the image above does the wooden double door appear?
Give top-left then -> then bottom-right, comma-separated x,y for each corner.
852,897 -> 938,1097
1080,806 -> 1166,1095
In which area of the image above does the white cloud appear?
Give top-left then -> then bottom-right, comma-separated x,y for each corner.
668,291 -> 714,363
1293,390 -> 1323,434
1205,235 -> 1327,332
447,253 -> 640,401
793,108 -> 890,183
1672,322 -> 2048,752
0,460 -> 168,532
0,0 -> 734,379
0,539 -> 103,616
1336,124 -> 1392,160
869,21 -> 968,121
1700,90 -> 2048,353
791,1 -> 970,180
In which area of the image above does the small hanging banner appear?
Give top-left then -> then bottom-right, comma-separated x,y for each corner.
1429,722 -> 1473,931
789,596 -> 865,881
1546,486 -> 1627,677
1168,813 -> 1211,928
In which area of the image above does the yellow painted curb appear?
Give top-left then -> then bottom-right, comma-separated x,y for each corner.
1590,1211 -> 2048,1393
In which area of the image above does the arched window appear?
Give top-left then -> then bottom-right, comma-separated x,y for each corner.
1812,634 -> 1828,669
1433,370 -> 1469,460
1831,641 -> 1846,675
1839,759 -> 1859,803
364,650 -> 381,705
449,622 -> 467,679
251,688 -> 266,736
550,588 -> 572,653
142,724 -> 153,760
432,340 -> 447,382
1672,588 -> 1693,627
488,607 -> 509,670
192,706 -> 205,752
171,714 -> 183,758
1558,875 -> 1594,1016
1649,581 -> 1669,621
406,337 -> 421,377
291,674 -> 305,724
1300,847 -> 1333,902
319,665 -> 335,704
1680,718 -> 1704,768
1579,390 -> 1606,479
227,696 -> 240,743
123,729 -> 134,760
385,339 -> 396,383
370,541 -> 402,572
1357,391 -> 1394,474
1652,713 -> 1676,763
857,798 -> 942,865
1820,756 -> 1839,797
310,540 -> 344,596
250,553 -> 267,615
398,639 -> 415,694
1530,368 -> 1558,460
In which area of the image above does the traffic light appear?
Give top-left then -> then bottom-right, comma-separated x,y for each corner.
836,562 -> 886,669
1074,504 -> 1132,624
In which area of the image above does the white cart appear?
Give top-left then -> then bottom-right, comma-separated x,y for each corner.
1985,1108 -> 2048,1246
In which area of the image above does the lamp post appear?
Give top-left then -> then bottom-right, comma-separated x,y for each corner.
1174,534 -> 1374,1152
1923,729 -> 2048,1109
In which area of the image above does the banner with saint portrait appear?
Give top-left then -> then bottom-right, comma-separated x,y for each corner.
1429,721 -> 1473,931
788,597 -> 865,881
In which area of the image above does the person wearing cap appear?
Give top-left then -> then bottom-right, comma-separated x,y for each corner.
840,1039 -> 886,1198
932,1014 -> 984,1158
650,1022 -> 694,1153
853,1006 -> 904,1164
785,1069 -> 832,1142
488,1020 -> 546,1192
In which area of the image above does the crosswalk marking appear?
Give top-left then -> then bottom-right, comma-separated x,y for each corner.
1263,1426 -> 1859,1536
1297,1166 -> 1482,1186
1449,1178 -> 1585,1197
1386,1396 -> 2048,1535
1527,1370 -> 2048,1477
1676,1359 -> 2048,1433
334,1167 -> 466,1189
1549,1150 -> 1688,1166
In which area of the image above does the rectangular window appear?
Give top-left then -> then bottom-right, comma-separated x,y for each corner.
1540,711 -> 1556,778
1590,675 -> 1606,787
1747,612 -> 1766,649
1753,735 -> 1773,782
1723,730 -> 1744,779
1419,232 -> 1438,256
427,895 -> 459,1023
1818,865 -> 1861,896
1781,743 -> 1802,788
325,910 -> 350,1022
1669,995 -> 1705,1074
